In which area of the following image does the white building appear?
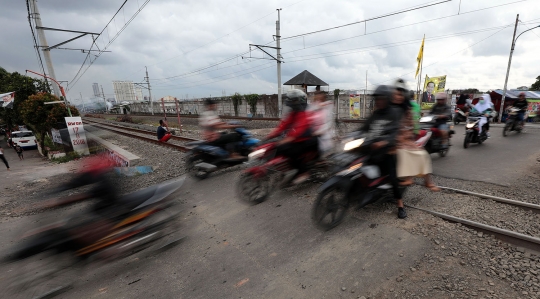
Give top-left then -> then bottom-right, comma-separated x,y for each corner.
135,88 -> 144,102
92,83 -> 100,97
112,81 -> 137,103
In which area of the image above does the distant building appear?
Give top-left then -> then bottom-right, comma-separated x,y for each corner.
112,81 -> 137,103
516,86 -> 529,91
135,88 -> 144,102
92,83 -> 100,97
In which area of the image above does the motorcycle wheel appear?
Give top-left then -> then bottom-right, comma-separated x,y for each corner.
503,123 -> 510,137
454,119 -> 460,125
236,172 -> 270,205
4,250 -> 79,299
463,133 -> 471,149
438,148 -> 448,157
186,155 -> 209,180
312,186 -> 349,231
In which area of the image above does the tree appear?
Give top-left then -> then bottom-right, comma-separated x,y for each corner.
245,94 -> 259,115
333,88 -> 341,101
530,76 -> 540,91
231,92 -> 243,116
0,67 -> 49,129
19,92 -> 79,152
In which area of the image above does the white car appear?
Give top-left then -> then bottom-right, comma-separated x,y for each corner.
11,131 -> 37,149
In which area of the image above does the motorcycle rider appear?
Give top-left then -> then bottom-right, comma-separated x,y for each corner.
472,94 -> 494,137
358,85 -> 405,218
509,92 -> 528,129
199,99 -> 243,160
308,91 -> 335,156
429,93 -> 452,148
264,89 -> 318,185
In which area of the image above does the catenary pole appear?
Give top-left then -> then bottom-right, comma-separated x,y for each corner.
29,0 -> 61,97
276,9 -> 283,117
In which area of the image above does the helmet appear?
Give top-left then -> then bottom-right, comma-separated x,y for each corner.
436,92 -> 447,101
394,78 -> 408,91
373,85 -> 393,98
284,89 -> 307,111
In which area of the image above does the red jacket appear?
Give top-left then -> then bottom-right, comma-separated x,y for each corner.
267,111 -> 312,142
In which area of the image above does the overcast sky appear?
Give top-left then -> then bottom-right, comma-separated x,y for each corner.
1,0 -> 540,103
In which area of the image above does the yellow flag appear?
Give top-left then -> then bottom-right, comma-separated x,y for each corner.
415,35 -> 425,78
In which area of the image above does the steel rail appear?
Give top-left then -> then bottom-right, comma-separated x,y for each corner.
438,186 -> 540,212
406,205 -> 540,249
85,122 -> 189,152
84,119 -> 199,143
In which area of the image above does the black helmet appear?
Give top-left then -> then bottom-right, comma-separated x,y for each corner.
284,89 -> 307,111
373,85 -> 393,98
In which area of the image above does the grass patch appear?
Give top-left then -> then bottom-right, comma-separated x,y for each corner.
52,151 -> 80,163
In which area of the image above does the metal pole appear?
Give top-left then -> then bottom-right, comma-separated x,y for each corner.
30,0 -> 61,97
276,8 -> 283,117
161,98 -> 167,120
146,66 -> 154,115
26,69 -> 71,116
80,92 -> 85,113
175,98 -> 182,132
499,14 -> 519,123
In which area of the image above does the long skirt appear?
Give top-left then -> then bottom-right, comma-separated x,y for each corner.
396,148 -> 432,178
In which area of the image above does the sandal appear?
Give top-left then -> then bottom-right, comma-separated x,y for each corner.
425,183 -> 440,192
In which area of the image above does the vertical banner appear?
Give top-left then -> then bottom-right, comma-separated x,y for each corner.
65,117 -> 90,155
528,100 -> 540,118
421,75 -> 447,110
51,128 -> 63,144
349,95 -> 360,118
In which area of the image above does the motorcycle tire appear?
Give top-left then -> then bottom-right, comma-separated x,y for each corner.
503,124 -> 510,137
312,186 -> 349,231
438,148 -> 448,157
236,172 -> 270,205
454,119 -> 460,125
463,133 -> 471,149
186,155 -> 209,180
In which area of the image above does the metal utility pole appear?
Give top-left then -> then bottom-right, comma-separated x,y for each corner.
499,17 -> 540,123
80,92 -> 85,113
145,66 -> 154,115
101,85 -> 107,112
276,8 -> 283,117
29,0 -> 61,97
499,14 -> 519,123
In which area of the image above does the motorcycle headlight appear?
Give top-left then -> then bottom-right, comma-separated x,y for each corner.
466,123 -> 475,129
248,148 -> 266,161
420,116 -> 434,123
343,138 -> 365,151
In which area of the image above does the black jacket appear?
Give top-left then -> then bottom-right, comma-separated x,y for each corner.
430,104 -> 452,124
513,99 -> 528,112
360,106 -> 401,149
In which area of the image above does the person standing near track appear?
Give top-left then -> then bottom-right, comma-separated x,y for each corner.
157,120 -> 172,142
0,145 -> 10,170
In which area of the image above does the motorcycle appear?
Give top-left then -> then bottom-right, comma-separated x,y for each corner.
312,134 -> 408,231
503,107 -> 523,137
2,178 -> 185,298
463,111 -> 495,148
453,108 -> 467,125
185,127 -> 259,179
418,115 -> 455,157
237,141 -> 330,204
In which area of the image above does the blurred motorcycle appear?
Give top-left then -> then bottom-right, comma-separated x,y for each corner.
1,178 -> 185,298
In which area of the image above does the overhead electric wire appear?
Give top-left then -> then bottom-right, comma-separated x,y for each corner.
68,0 -> 150,91
369,24 -> 512,87
281,0 -> 452,40
151,24 -> 513,91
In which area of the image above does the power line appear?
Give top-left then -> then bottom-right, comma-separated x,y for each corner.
68,0 -> 150,91
281,0 -> 452,40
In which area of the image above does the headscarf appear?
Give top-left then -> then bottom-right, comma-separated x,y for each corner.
474,94 -> 493,113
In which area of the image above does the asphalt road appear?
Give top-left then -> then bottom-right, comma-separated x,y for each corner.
430,124 -> 540,185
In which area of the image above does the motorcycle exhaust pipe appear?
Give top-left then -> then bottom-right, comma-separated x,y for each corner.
194,162 -> 218,172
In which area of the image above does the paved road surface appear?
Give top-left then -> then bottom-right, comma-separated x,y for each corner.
430,125 -> 539,184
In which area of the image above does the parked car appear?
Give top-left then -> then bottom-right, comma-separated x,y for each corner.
11,131 -> 37,149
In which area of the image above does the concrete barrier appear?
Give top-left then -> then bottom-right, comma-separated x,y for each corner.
86,131 -> 140,167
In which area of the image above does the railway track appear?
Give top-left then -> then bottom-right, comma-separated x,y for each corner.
84,119 -> 193,152
406,186 -> 540,251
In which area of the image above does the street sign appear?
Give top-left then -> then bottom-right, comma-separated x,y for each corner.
65,117 -> 89,155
